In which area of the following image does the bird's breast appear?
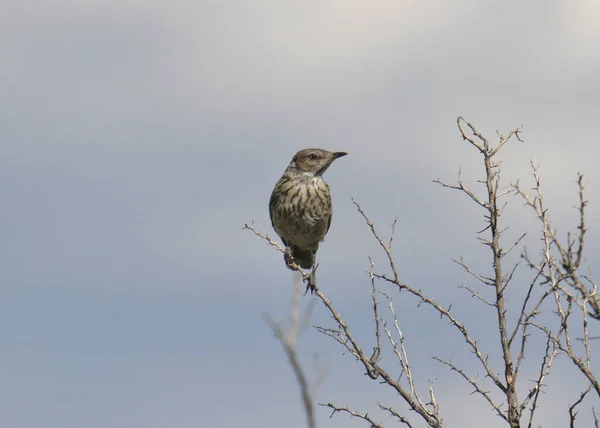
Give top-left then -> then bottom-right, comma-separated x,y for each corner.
270,175 -> 333,246
281,177 -> 331,212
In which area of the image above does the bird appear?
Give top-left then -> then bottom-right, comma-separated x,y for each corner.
269,148 -> 347,271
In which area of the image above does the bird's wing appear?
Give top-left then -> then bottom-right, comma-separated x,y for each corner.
324,211 -> 332,238
269,182 -> 288,247
268,189 -> 277,228
323,181 -> 333,238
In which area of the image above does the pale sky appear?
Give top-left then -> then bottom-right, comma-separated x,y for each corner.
2,1 -> 599,427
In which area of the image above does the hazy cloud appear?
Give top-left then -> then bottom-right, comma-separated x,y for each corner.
2,1 -> 599,426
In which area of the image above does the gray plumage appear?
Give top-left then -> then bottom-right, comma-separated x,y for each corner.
269,148 -> 347,269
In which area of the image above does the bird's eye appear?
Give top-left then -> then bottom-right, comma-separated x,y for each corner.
308,153 -> 318,161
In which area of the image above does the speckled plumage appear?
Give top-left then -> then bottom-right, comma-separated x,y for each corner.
269,148 -> 347,269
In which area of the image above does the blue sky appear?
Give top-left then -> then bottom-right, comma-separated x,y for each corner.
2,1 -> 600,427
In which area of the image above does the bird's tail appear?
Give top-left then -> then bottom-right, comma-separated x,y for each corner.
285,245 -> 316,270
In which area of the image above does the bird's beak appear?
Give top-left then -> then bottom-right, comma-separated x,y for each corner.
316,152 -> 347,175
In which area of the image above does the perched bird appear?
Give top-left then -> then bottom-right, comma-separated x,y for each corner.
269,148 -> 347,270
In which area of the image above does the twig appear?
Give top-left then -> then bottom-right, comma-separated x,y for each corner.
321,403 -> 383,428
432,357 -> 508,422
569,387 -> 591,428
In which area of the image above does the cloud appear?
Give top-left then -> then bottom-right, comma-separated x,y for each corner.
1,1 -> 600,426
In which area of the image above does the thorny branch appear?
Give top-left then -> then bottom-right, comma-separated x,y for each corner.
514,169 -> 599,320
244,224 -> 440,427
380,291 -> 430,415
514,166 -> 600,399
523,336 -> 558,428
368,257 -> 382,363
432,356 -> 507,422
569,387 -> 592,428
353,205 -> 506,397
451,117 -> 522,427
321,403 -> 384,428
245,117 -> 598,427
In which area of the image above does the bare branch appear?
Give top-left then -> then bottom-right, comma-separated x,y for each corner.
354,201 -> 505,395
522,335 -> 559,426
368,257 -> 382,363
445,117 -> 524,426
490,125 -> 524,156
389,217 -> 398,250
352,199 -> 399,283
312,287 -> 442,426
433,176 -> 488,209
433,356 -> 508,422
453,257 -> 494,286
379,404 -> 414,427
380,291 -> 426,410
515,165 -> 600,398
457,116 -> 488,153
321,403 -> 383,428
460,285 -> 496,307
569,387 -> 592,428
573,173 -> 587,271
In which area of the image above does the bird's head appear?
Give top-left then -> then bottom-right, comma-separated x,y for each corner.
288,148 -> 347,176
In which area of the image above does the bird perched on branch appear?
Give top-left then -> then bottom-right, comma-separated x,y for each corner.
269,148 -> 347,271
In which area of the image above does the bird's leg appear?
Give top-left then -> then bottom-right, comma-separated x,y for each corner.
283,247 -> 295,269
304,263 -> 318,295
284,246 -> 317,294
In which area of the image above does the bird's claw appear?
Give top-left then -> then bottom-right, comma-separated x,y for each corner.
303,264 -> 319,295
